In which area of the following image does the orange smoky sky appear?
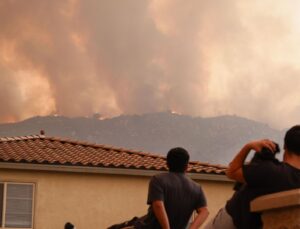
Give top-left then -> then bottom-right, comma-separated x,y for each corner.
0,0 -> 300,129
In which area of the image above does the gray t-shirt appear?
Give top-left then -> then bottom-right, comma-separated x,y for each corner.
146,172 -> 207,229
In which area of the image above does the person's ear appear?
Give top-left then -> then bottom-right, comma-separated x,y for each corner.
184,164 -> 188,172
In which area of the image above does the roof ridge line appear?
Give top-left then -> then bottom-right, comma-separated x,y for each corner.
0,134 -> 164,159
43,136 -> 165,159
0,135 -> 45,142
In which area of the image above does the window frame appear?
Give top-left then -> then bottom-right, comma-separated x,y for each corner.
0,182 -> 35,229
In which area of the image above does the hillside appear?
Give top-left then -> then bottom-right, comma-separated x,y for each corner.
0,112 -> 284,164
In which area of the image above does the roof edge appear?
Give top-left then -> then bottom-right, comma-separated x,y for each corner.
0,135 -> 228,168
0,162 -> 232,182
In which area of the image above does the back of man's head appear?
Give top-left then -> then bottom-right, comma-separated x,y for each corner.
65,222 -> 74,229
284,125 -> 300,155
167,147 -> 190,172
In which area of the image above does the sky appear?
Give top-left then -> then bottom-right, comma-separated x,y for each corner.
0,0 -> 300,129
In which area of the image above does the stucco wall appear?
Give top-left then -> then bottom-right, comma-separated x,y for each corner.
0,168 -> 233,229
251,189 -> 300,229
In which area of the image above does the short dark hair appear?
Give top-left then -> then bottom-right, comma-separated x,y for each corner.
284,125 -> 300,155
65,222 -> 74,229
167,147 -> 190,172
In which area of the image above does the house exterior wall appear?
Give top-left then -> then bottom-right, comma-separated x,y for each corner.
0,168 -> 233,229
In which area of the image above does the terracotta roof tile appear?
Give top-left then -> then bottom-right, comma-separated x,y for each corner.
0,135 -> 227,175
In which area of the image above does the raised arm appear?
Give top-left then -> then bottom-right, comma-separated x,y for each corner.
226,139 -> 276,183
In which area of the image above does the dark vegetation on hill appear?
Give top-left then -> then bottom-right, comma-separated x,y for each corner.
0,112 -> 284,164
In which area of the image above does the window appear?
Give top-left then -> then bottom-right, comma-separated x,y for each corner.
0,183 -> 34,229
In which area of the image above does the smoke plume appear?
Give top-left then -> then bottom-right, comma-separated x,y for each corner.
1,0 -> 300,129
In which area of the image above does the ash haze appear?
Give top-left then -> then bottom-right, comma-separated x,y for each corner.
0,0 -> 300,129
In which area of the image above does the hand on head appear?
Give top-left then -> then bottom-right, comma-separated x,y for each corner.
247,139 -> 277,153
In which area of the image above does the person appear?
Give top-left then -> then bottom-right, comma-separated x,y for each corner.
107,147 -> 209,229
144,147 -> 209,229
205,125 -> 300,229
65,222 -> 75,229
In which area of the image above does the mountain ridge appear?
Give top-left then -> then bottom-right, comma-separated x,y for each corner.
0,112 -> 284,164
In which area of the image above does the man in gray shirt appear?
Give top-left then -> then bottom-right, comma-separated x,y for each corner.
145,147 -> 209,229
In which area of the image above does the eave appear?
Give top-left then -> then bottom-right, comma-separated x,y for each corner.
0,162 -> 232,182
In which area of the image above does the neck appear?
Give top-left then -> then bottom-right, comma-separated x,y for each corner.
284,151 -> 300,169
170,171 -> 185,173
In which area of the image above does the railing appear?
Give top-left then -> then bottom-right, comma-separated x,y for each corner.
251,189 -> 300,229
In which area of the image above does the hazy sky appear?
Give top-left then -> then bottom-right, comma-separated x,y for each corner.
1,0 -> 300,129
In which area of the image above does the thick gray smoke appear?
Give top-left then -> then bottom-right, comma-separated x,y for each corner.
0,0 -> 300,129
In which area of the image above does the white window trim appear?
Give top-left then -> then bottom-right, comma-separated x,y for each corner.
0,182 -> 35,229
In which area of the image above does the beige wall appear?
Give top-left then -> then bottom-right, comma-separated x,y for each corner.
0,168 -> 233,229
199,180 -> 233,223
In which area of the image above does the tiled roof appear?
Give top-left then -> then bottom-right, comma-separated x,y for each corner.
0,135 -> 227,175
